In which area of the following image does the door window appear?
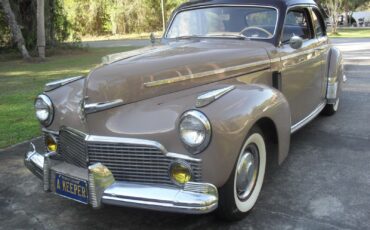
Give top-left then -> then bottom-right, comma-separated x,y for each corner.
312,9 -> 326,37
282,8 -> 313,43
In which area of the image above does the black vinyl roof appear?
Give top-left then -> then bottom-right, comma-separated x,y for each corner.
178,0 -> 318,10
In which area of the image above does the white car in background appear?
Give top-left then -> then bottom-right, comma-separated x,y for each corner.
352,11 -> 370,27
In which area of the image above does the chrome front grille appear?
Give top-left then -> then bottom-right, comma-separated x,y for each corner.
54,128 -> 202,185
88,142 -> 202,185
59,128 -> 88,168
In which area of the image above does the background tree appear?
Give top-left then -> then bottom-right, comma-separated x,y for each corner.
0,0 -> 30,59
37,0 -> 46,60
325,0 -> 344,33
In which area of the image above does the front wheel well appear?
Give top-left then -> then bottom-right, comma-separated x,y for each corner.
255,118 -> 279,175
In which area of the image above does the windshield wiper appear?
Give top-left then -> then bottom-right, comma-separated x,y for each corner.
204,33 -> 249,40
174,35 -> 202,40
174,33 -> 249,40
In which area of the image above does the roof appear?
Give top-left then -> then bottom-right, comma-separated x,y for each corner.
177,0 -> 318,10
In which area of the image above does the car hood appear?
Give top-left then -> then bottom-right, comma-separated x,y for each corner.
84,39 -> 272,107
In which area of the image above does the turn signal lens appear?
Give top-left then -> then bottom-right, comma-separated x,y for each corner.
170,162 -> 191,185
46,136 -> 57,152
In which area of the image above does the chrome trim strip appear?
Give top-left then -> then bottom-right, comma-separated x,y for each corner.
144,60 -> 270,87
42,128 -> 59,135
165,4 -> 280,41
44,76 -> 84,92
166,152 -> 202,162
61,126 -> 201,162
85,133 -> 201,163
270,57 -> 281,64
281,48 -> 316,61
291,101 -> 326,133
84,99 -> 124,114
196,85 -> 235,108
86,135 -> 167,153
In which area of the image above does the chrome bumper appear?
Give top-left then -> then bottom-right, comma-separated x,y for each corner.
24,143 -> 218,214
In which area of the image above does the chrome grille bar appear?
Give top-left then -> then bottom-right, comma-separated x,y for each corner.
59,128 -> 88,168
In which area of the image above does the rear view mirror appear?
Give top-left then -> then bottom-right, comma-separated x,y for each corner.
289,35 -> 303,49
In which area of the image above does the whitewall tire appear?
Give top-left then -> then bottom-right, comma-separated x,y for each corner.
217,126 -> 266,221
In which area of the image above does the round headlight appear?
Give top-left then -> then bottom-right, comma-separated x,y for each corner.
35,94 -> 54,127
179,110 -> 211,154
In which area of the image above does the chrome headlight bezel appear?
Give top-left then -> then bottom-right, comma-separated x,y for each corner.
179,110 -> 211,154
35,94 -> 54,127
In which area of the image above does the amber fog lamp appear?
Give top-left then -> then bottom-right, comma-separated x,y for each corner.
170,162 -> 192,185
46,135 -> 57,152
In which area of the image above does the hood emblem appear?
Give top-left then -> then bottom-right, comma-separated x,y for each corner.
83,99 -> 124,114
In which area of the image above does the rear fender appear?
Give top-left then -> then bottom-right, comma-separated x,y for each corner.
326,47 -> 344,104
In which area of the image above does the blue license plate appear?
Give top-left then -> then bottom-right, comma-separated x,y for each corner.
55,173 -> 89,204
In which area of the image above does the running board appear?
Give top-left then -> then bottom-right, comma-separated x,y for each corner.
291,102 -> 326,133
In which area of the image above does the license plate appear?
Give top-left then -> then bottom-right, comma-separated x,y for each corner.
55,173 -> 89,204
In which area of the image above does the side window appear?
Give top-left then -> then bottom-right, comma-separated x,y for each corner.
312,9 -> 326,37
282,8 -> 313,43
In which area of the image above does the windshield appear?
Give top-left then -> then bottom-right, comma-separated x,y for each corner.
166,6 -> 278,39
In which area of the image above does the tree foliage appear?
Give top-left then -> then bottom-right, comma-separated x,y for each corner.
61,0 -> 186,37
1,0 -> 368,51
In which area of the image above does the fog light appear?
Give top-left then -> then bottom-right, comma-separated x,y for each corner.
170,162 -> 192,185
46,135 -> 57,152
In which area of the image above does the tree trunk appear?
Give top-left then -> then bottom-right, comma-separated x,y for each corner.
0,0 -> 31,60
37,0 -> 46,60
326,0 -> 343,34
344,1 -> 349,27
161,0 -> 165,32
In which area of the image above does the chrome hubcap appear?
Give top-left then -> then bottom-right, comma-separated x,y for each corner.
236,144 -> 259,201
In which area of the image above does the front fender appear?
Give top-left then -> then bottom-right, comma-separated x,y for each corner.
327,47 -> 344,103
85,82 -> 291,188
198,84 -> 291,187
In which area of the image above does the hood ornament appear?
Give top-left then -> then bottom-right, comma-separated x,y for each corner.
83,99 -> 124,115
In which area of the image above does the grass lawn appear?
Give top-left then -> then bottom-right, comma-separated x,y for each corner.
0,46 -> 139,149
329,28 -> 370,38
80,31 -> 163,42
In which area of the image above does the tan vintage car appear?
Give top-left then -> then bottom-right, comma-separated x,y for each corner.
25,0 -> 344,221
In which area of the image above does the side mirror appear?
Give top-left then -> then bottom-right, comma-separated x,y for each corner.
150,32 -> 156,45
289,35 -> 303,49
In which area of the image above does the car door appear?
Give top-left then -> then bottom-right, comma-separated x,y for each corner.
277,6 -> 325,126
311,7 -> 330,101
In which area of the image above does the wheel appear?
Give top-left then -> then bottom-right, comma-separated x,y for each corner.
217,126 -> 266,221
322,98 -> 339,116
